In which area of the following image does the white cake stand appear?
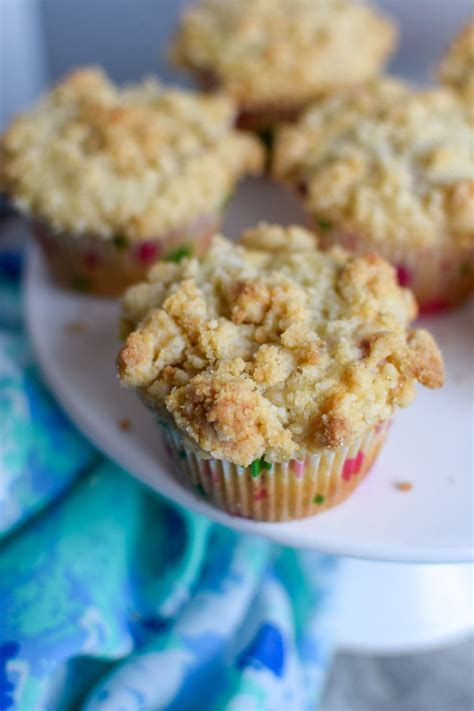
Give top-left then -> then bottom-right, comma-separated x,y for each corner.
24,180 -> 474,653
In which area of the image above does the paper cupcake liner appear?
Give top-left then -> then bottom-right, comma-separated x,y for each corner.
236,103 -> 305,132
159,419 -> 391,522
195,69 -> 304,154
31,212 -> 219,297
317,226 -> 474,315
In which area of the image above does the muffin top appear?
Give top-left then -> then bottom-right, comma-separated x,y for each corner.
171,0 -> 396,110
273,79 -> 474,249
0,67 -> 262,239
118,224 -> 443,466
439,20 -> 474,114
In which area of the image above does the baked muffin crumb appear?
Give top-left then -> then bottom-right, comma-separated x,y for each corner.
0,67 -> 263,239
172,0 -> 396,111
118,417 -> 132,432
394,481 -> 413,492
273,79 -> 474,249
439,21 -> 474,113
118,224 -> 444,466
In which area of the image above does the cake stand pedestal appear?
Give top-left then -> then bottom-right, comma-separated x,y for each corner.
334,560 -> 474,653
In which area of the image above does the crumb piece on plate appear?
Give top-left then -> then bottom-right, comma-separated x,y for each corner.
64,320 -> 87,334
394,481 -> 413,492
118,417 -> 132,432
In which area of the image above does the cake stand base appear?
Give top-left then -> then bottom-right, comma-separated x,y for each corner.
334,560 -> 474,654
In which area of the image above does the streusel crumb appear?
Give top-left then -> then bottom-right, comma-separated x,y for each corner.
394,481 -> 413,492
171,0 -> 396,110
118,224 -> 444,466
439,21 -> 474,114
0,67 -> 263,239
273,78 -> 474,249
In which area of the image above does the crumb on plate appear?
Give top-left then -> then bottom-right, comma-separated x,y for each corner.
394,481 -> 413,492
64,320 -> 87,334
118,417 -> 132,432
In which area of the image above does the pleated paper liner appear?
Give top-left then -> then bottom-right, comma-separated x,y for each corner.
31,212 -> 219,297
317,226 -> 474,315
195,69 -> 304,131
160,420 -> 391,522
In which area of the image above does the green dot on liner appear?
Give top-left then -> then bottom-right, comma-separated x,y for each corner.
257,126 -> 275,152
196,484 -> 207,498
179,449 -> 187,460
313,493 -> 325,505
220,193 -> 233,212
316,219 -> 333,233
157,419 -> 168,429
71,274 -> 90,292
250,457 -> 272,478
165,245 -> 193,263
112,233 -> 129,251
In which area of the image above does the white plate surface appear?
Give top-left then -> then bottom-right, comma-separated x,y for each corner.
25,180 -> 474,563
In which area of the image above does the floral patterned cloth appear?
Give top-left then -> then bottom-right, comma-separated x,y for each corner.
0,243 -> 338,711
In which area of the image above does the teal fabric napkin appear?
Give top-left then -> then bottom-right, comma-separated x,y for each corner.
0,245 -> 338,711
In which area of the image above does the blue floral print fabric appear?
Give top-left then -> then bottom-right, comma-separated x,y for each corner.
0,244 -> 338,711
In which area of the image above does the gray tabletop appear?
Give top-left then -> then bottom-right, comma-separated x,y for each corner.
321,637 -> 474,711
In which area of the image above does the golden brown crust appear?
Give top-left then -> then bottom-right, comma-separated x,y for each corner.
273,78 -> 474,249
118,224 -> 444,466
439,21 -> 474,113
404,330 -> 445,389
230,279 -> 272,325
314,411 -> 353,450
0,67 -> 263,239
167,372 -> 294,464
171,0 -> 396,110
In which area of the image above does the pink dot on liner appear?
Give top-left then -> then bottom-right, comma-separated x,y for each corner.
396,264 -> 412,287
34,225 -> 52,252
419,299 -> 450,316
253,487 -> 267,501
136,241 -> 160,264
84,252 -> 100,269
292,461 -> 306,478
342,232 -> 358,250
342,450 -> 364,482
375,420 -> 391,434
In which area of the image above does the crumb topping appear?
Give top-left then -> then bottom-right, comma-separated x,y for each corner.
439,21 -> 474,114
273,79 -> 474,248
118,224 -> 444,466
64,320 -> 87,334
118,417 -> 132,432
0,67 -> 263,239
171,0 -> 396,109
394,481 -> 413,492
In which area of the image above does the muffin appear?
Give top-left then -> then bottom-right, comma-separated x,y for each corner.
117,224 -> 444,521
171,0 -> 396,141
438,20 -> 474,117
0,67 -> 263,296
273,79 -> 474,314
